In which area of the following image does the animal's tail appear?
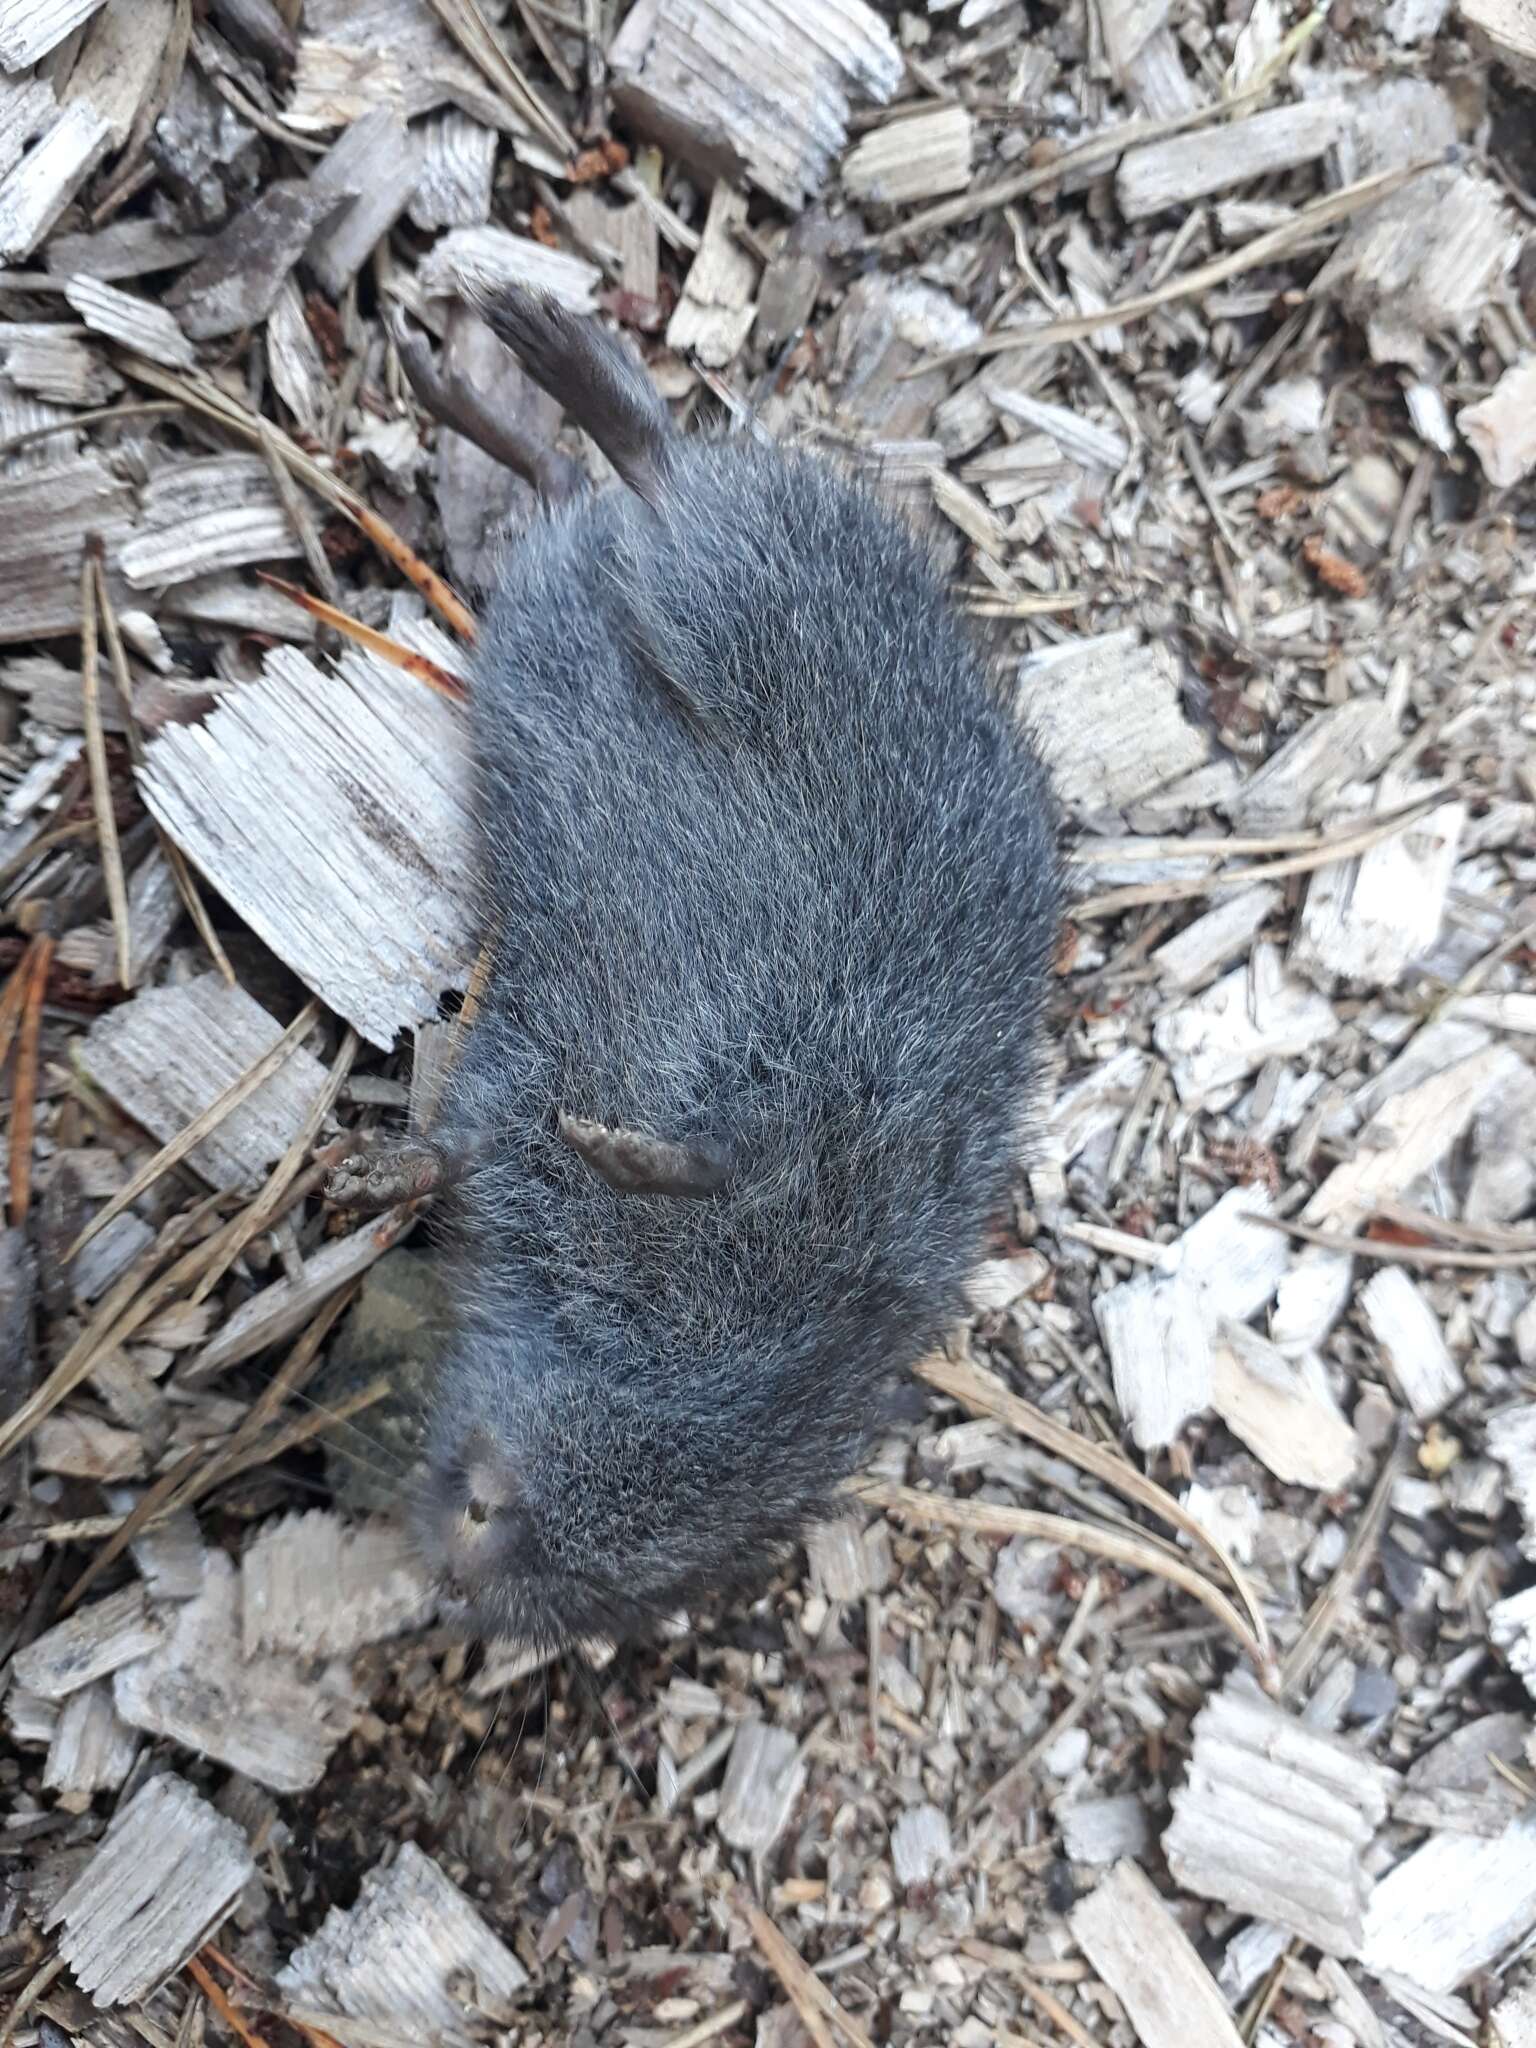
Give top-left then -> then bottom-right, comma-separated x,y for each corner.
466,283 -> 676,509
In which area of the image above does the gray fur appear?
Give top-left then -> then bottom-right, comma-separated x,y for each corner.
421,296 -> 1060,1650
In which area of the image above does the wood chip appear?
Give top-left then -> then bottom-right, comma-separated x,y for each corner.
1487,1405 -> 1536,1557
0,101 -> 113,263
718,1720 -> 807,1856
1071,1857 -> 1245,2048
242,1510 -> 437,1658
63,273 -> 196,370
0,0 -> 106,71
114,1550 -> 360,1793
891,1803 -> 953,1887
120,452 -> 300,587
45,1774 -> 254,2008
1360,1812 -> 1536,1992
1096,1267 -> 1212,1451
843,106 -> 974,206
1212,1324 -> 1362,1490
1117,100 -> 1349,220
666,181 -> 757,369
1460,0 -> 1536,81
418,221 -> 601,309
1357,1268 -> 1463,1421
13,1582 -> 166,1701
610,0 -> 902,211
306,105 -> 423,297
1290,797 -> 1465,989
1459,355 -> 1536,488
409,107 -> 498,230
163,179 -> 348,341
42,1679 -> 139,1806
79,972 -> 330,1194
277,1840 -> 528,2043
60,0 -> 172,151
1164,1677 -> 1393,1955
0,461 -> 135,645
1018,631 -> 1208,815
1153,885 -> 1282,990
138,640 -> 475,1048
1155,943 -> 1338,1103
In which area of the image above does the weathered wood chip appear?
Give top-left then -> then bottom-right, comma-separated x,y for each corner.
844,106 -> 974,205
306,105 -> 423,297
1487,1406 -> 1536,1557
1357,1268 -> 1463,1421
1155,944 -> 1337,1103
138,635 -> 475,1048
718,1720 -> 807,1856
1212,1324 -> 1361,1491
1017,631 -> 1207,814
1164,1677 -> 1394,1955
64,273 -> 196,370
13,1582 -> 166,1701
114,1550 -> 361,1793
1459,355 -> 1536,488
891,1803 -> 953,1887
79,971 -> 330,1194
46,1773 -> 254,2007
242,1510 -> 436,1659
277,1840 -> 528,2045
1118,100 -> 1349,219
666,181 -> 757,369
42,1679 -> 139,1806
0,0 -> 106,73
165,180 -> 349,341
120,452 -> 300,587
0,458 -> 135,645
1071,1857 -> 1245,2048
1360,1811 -> 1536,1992
610,0 -> 902,211
409,107 -> 498,230
0,100 -> 113,262
1096,1267 -> 1212,1451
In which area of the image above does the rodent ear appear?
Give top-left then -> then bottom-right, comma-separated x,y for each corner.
557,1111 -> 735,1199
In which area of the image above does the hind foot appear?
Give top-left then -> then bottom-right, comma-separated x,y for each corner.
325,1140 -> 451,1212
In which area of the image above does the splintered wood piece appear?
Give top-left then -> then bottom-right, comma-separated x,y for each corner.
241,1510 -> 436,1659
276,1840 -> 528,2043
843,106 -> 974,205
1459,356 -> 1536,487
409,107 -> 498,229
138,639 -> 475,1049
417,221 -> 601,309
1291,796 -> 1465,988
0,459 -> 135,645
1211,1324 -> 1362,1491
79,974 -> 330,1197
306,105 -> 423,296
1071,1858 -> 1245,2048
718,1721 -> 807,1856
12,1582 -> 167,1701
1460,0 -> 1536,79
1152,885 -> 1283,989
1117,99 -> 1349,219
1360,1810 -> 1536,1992
1164,1677 -> 1394,1955
1155,942 -> 1338,1103
1357,1268 -> 1464,1420
0,101 -> 111,262
45,1774 -> 254,2008
42,1679 -> 139,1806
120,454 -> 300,588
64,274 -> 196,369
0,0 -> 106,67
1016,631 -> 1207,813
666,181 -> 756,369
114,1550 -> 361,1792
1095,1266 -> 1212,1451
611,0 -> 901,212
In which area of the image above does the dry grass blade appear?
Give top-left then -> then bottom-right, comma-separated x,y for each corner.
256,576 -> 472,702
917,1354 -> 1270,1660
80,548 -> 133,990
92,551 -> 235,985
191,1030 -> 359,1304
732,1887 -> 874,2048
425,0 -> 577,158
111,356 -> 479,642
1070,788 -> 1452,920
915,161 -> 1433,371
961,1943 -> 1106,2048
60,1270 -> 356,1614
65,998 -> 321,1264
1252,1212 -> 1536,1270
8,937 -> 52,1225
855,1480 -> 1275,1685
0,943 -> 37,1075
0,1192 -> 223,1465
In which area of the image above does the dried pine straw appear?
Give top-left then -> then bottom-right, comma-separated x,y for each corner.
257,575 -> 473,702
79,552 -> 132,989
7,936 -> 52,1224
733,1887 -> 874,2048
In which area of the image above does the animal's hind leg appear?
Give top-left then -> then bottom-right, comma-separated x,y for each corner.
468,284 -> 675,508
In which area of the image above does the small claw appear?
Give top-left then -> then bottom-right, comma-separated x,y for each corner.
324,1142 -> 445,1211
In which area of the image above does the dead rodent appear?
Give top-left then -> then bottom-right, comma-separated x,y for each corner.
351,288 -> 1061,1651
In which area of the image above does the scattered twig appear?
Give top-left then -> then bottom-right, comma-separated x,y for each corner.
8,936 -> 52,1225
1282,1436 -> 1405,1696
1252,1212 -> 1536,1270
80,548 -> 133,990
733,1887 -> 874,2048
